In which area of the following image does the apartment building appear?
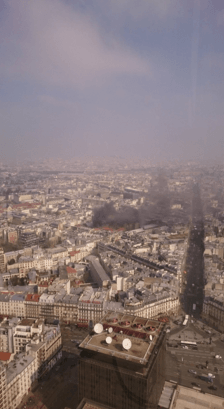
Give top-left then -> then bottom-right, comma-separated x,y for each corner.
0,321 -> 62,408
25,294 -> 41,318
13,319 -> 43,354
7,230 -> 18,245
0,248 -> 5,272
0,328 -> 10,352
0,324 -> 62,409
0,294 -> 10,316
202,296 -> 224,332
114,294 -> 180,320
78,288 -> 108,324
19,231 -> 39,247
26,324 -> 62,378
0,288 -> 179,325
0,363 -> 7,409
10,295 -> 25,318
6,353 -> 37,409
0,318 -> 19,353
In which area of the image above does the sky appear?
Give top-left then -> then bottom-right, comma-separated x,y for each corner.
0,0 -> 224,163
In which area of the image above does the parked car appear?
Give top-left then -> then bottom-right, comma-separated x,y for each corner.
192,382 -> 200,388
208,385 -> 217,390
188,369 -> 197,375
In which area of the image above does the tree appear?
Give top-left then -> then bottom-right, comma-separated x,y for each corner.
8,259 -> 15,265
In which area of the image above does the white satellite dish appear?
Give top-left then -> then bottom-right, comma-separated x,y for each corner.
94,323 -> 103,334
106,336 -> 112,345
150,335 -> 152,341
108,327 -> 113,334
122,338 -> 132,351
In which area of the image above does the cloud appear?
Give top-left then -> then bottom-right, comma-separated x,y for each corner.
0,0 -> 149,89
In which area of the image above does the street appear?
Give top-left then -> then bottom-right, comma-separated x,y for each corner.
166,319 -> 224,396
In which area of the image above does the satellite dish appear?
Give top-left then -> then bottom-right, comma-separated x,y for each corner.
106,336 -> 112,345
108,327 -> 113,334
122,338 -> 132,351
150,335 -> 152,341
94,323 -> 103,334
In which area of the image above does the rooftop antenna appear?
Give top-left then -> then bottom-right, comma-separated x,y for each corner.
122,338 -> 132,351
105,336 -> 112,345
94,323 -> 103,334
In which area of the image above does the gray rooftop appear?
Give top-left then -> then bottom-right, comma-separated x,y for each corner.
6,352 -> 35,384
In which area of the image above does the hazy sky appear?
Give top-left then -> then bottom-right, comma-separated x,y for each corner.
1,0 -> 224,163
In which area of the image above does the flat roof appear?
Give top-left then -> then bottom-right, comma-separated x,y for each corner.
79,312 -> 165,365
20,318 -> 36,326
7,353 -> 35,384
86,255 -> 111,283
0,352 -> 11,361
170,385 -> 224,409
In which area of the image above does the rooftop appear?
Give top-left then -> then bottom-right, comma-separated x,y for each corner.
79,312 -> 165,365
170,385 -> 224,409
0,352 -> 11,361
7,352 -> 35,384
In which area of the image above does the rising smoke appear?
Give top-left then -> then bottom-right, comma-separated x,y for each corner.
92,172 -> 172,228
92,202 -> 140,228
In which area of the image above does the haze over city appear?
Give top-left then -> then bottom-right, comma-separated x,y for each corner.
1,0 -> 224,162
1,2 -> 224,409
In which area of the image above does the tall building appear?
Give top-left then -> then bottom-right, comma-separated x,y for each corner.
78,312 -> 166,409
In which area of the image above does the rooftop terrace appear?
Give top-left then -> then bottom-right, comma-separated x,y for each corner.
79,312 -> 166,365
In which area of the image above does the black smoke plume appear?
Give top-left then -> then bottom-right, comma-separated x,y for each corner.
92,202 -> 140,228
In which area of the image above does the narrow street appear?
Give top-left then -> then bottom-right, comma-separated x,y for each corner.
183,184 -> 205,316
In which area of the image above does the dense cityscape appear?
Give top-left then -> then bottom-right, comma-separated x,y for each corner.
0,159 -> 223,408
1,0 -> 224,407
